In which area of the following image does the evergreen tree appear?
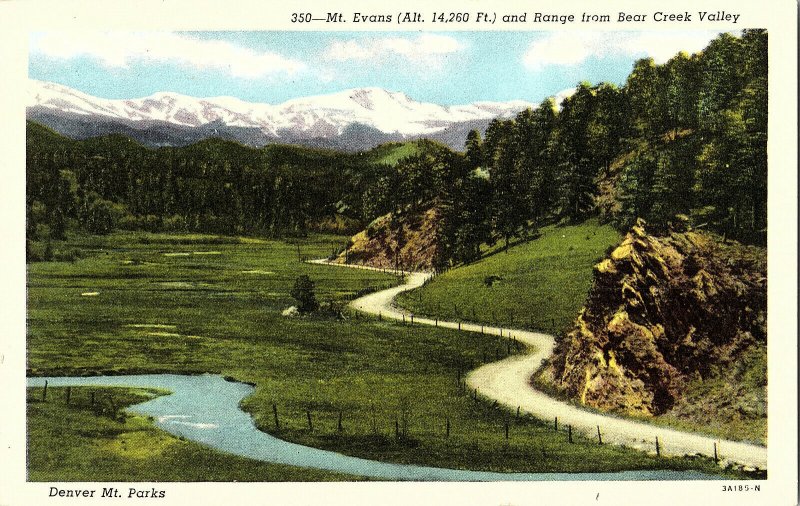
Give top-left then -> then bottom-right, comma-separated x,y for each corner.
290,275 -> 318,313
555,83 -> 598,221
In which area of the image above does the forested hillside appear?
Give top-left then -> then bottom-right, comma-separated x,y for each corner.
27,31 -> 766,266
464,29 -> 766,246
26,126 -> 397,258
336,30 -> 766,271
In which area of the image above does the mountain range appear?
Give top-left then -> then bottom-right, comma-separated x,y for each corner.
27,80 -> 537,151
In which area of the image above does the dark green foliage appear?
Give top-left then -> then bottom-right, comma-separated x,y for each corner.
464,129 -> 484,170
477,30 -> 766,245
79,192 -> 119,235
26,30 -> 768,260
554,83 -> 603,222
291,275 -> 319,313
617,30 -> 767,243
26,124 -> 396,246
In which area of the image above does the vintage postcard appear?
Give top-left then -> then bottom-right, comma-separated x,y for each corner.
1,0 -> 796,504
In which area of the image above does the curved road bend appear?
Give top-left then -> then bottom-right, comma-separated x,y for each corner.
309,260 -> 767,470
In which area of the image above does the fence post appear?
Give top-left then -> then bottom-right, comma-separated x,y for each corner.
446,417 -> 450,438
504,420 -> 509,440
66,386 -> 71,405
338,411 -> 343,432
42,380 -> 48,401
597,425 -> 602,444
655,437 -> 660,457
272,403 -> 280,430
554,416 -> 558,431
90,391 -> 95,406
568,424 -> 573,443
306,410 -> 313,431
713,442 -> 718,464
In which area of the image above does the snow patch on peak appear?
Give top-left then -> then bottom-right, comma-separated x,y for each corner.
28,79 -> 537,141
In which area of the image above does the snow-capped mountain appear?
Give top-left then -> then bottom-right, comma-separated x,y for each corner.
27,80 -> 535,150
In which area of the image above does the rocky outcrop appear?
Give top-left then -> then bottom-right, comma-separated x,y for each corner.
542,219 -> 767,418
333,208 -> 441,271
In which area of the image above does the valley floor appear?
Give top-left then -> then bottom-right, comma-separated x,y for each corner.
26,231 -> 740,480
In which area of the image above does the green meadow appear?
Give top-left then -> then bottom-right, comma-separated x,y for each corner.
27,386 -> 356,481
27,231 -> 730,479
396,220 -> 622,335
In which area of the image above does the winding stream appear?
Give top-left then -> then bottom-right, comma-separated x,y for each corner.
27,374 -> 716,481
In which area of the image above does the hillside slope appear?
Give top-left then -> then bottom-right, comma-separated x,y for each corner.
538,219 -> 767,442
333,208 -> 441,271
394,220 -> 622,335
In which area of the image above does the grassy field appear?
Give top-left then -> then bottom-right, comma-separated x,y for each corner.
367,141 -> 421,166
27,386 -> 356,481
396,220 -> 622,335
27,230 -> 732,479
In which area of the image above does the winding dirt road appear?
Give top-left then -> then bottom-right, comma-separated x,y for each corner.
311,260 -> 767,470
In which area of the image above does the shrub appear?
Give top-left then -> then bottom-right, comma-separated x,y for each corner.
483,275 -> 503,287
290,275 -> 319,313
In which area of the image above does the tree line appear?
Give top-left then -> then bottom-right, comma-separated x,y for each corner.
468,30 -> 766,250
27,30 -> 766,266
26,127 -> 394,247
361,30 -> 766,270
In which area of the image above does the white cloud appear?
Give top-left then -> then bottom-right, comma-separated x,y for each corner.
323,34 -> 464,65
30,32 -> 306,79
523,31 -> 725,70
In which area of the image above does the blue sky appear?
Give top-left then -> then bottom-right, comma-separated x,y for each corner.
29,31 -> 728,105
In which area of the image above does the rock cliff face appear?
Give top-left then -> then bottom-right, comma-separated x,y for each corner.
333,208 -> 441,271
541,219 -> 767,418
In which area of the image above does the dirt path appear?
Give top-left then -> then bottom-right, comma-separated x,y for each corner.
311,260 -> 767,469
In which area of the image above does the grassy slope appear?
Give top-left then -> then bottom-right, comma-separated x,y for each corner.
396,220 -> 622,336
27,231 -> 729,478
366,141 -> 421,166
27,386 -> 355,481
397,220 -> 766,447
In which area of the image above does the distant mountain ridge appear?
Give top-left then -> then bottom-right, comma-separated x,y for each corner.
27,80 -> 535,151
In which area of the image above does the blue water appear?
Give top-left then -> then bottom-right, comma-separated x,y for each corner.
27,374 -> 717,481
